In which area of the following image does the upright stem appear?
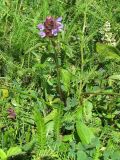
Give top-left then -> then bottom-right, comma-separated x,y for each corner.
52,40 -> 62,100
55,50 -> 62,98
80,40 -> 84,73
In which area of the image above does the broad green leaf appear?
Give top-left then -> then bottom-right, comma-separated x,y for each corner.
7,147 -> 22,158
96,42 -> 120,61
116,123 -> 120,129
46,97 -> 61,107
11,99 -> 21,107
46,121 -> 54,136
77,151 -> 88,160
62,134 -> 73,142
104,149 -> 120,160
22,139 -> 36,152
111,151 -> 120,160
0,149 -> 7,160
108,75 -> 120,86
44,109 -> 57,123
75,106 -> 83,121
52,98 -> 61,104
84,100 -> 93,121
76,121 -> 95,144
109,75 -> 120,81
60,69 -> 71,92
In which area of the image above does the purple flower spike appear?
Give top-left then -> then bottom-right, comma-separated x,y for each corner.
56,17 -> 62,22
52,29 -> 58,36
37,16 -> 63,38
7,108 -> 16,120
37,24 -> 45,30
39,31 -> 46,38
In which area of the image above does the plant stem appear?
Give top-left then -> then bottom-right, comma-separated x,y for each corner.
52,40 -> 62,100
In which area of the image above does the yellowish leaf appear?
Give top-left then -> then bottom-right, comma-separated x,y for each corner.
1,89 -> 9,98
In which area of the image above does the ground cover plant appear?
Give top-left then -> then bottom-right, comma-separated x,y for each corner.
0,0 -> 120,159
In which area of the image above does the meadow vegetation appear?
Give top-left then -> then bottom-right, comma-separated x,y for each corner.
0,0 -> 120,159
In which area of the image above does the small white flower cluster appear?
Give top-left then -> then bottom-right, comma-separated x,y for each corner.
100,21 -> 117,47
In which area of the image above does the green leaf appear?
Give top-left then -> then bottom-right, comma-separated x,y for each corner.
108,75 -> 120,86
75,106 -> 83,121
1,88 -> 9,98
62,134 -> 73,142
46,121 -> 54,136
109,75 -> 120,81
77,151 -> 88,160
84,100 -> 93,121
76,121 -> 95,144
111,151 -> 120,160
34,107 -> 46,148
7,147 -> 22,158
0,149 -> 7,160
60,69 -> 71,92
54,108 -> 62,141
11,99 -> 21,107
116,123 -> 120,129
22,139 -> 36,152
44,109 -> 57,124
96,42 -> 120,61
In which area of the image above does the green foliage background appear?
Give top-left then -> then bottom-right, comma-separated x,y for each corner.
0,0 -> 120,159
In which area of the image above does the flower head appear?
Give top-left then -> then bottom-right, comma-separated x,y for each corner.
7,108 -> 16,120
37,16 -> 63,38
99,21 -> 117,47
